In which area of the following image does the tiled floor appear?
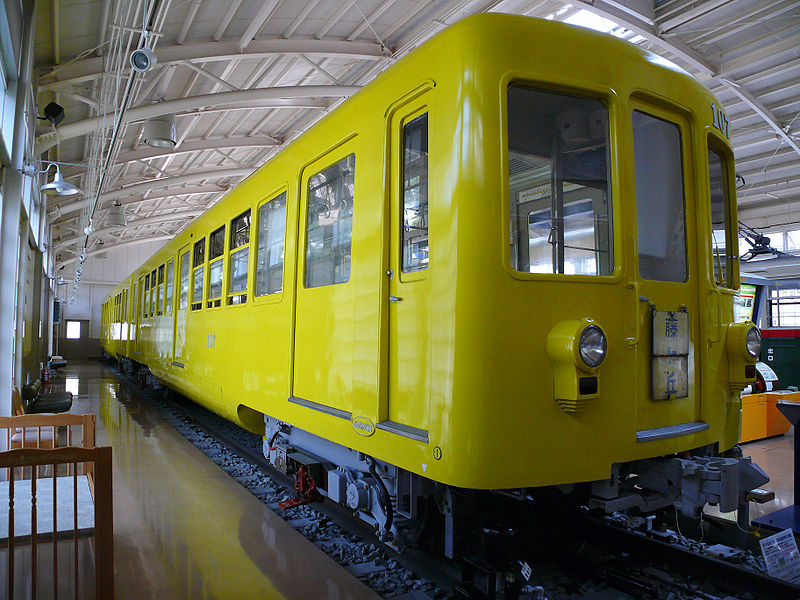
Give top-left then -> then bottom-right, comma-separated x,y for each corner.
62,360 -> 380,600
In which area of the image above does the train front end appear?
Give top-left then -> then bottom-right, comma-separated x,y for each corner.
442,15 -> 768,517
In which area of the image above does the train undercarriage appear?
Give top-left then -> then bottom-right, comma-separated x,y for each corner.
263,415 -> 773,559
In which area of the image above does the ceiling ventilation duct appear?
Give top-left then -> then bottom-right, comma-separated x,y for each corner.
108,201 -> 127,227
144,114 -> 177,148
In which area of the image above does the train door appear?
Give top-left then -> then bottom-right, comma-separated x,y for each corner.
385,106 -> 431,440
173,244 -> 191,367
630,100 -> 703,437
293,147 -> 357,416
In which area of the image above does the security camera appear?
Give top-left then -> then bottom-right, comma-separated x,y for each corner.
130,47 -> 157,73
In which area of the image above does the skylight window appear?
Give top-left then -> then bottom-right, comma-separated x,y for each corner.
564,9 -> 619,33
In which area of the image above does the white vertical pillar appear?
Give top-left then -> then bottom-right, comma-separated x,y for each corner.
0,0 -> 36,415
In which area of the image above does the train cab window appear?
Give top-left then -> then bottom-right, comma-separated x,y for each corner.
165,259 -> 175,315
709,144 -> 733,288
207,226 -> 225,308
255,192 -> 287,296
633,111 -> 687,282
402,113 -> 429,273
179,250 -> 190,310
305,154 -> 355,288
157,264 -> 165,315
192,238 -> 205,311
507,85 -> 612,275
229,210 -> 250,305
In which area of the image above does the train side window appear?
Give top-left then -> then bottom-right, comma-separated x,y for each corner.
179,251 -> 190,310
207,226 -> 225,308
157,264 -> 165,316
229,209 -> 250,305
709,144 -> 733,288
165,259 -> 175,315
507,85 -> 612,275
143,274 -> 150,317
150,269 -> 157,316
402,113 -> 429,273
305,154 -> 355,288
192,238 -> 205,311
255,192 -> 287,297
633,110 -> 687,282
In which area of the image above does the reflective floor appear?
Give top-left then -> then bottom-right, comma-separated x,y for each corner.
65,360 -> 380,600
740,428 -> 795,526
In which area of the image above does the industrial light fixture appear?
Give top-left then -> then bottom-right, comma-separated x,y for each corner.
130,46 -> 157,73
40,164 -> 80,197
144,113 -> 177,148
108,201 -> 127,227
38,101 -> 65,126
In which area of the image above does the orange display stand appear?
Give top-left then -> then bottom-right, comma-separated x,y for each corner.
740,391 -> 794,443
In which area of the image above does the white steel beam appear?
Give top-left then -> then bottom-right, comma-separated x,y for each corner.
177,0 -> 204,45
58,235 -> 175,266
721,79 -> 800,157
239,0 -> 281,52
61,136 -> 278,178
35,85 -> 359,153
40,39 -> 385,91
53,185 -> 224,217
55,209 -> 205,250
182,61 -> 239,91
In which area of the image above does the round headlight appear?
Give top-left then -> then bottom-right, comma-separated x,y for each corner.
579,325 -> 607,368
746,327 -> 761,358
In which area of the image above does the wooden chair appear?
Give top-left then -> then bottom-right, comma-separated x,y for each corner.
0,412 -> 111,599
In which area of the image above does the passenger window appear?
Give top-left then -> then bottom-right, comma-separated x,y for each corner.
709,144 -> 733,288
179,251 -> 190,310
143,275 -> 149,317
229,210 -> 250,305
507,85 -> 612,275
305,154 -> 355,288
192,239 -> 205,311
633,111 -> 687,282
165,259 -> 175,315
150,269 -> 157,316
255,192 -> 287,296
157,264 -> 165,316
207,226 -> 225,308
402,113 -> 429,273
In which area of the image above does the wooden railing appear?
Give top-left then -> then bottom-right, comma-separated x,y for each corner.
0,414 -> 113,600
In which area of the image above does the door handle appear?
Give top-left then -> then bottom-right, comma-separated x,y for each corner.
389,295 -> 403,303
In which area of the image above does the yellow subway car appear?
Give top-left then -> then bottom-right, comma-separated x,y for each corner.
102,14 -> 767,549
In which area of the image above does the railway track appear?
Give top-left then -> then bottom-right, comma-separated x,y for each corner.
106,360 -> 800,600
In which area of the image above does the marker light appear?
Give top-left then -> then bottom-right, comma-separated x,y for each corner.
579,325 -> 607,368
746,327 -> 762,358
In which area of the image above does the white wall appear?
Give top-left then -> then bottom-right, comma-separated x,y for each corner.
60,239 -> 168,338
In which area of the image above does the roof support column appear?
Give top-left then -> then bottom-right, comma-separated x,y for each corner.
0,0 -> 36,415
